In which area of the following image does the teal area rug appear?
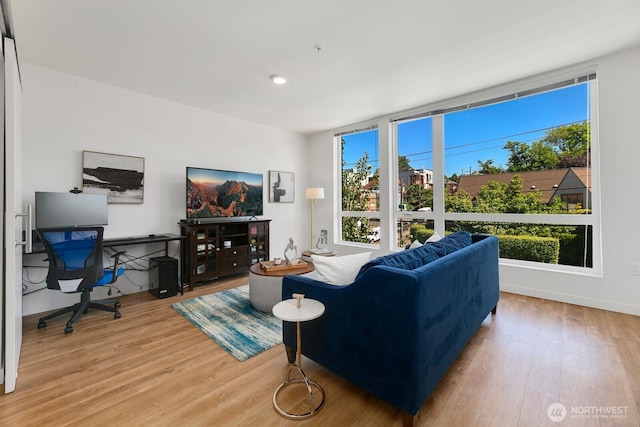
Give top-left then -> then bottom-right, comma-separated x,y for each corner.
171,285 -> 282,361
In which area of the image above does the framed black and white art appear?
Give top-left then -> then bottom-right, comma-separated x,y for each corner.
82,151 -> 145,204
269,170 -> 294,203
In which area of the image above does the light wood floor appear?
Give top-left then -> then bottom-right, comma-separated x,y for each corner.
2,275 -> 639,426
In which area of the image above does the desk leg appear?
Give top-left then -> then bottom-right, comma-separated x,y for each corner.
273,321 -> 325,419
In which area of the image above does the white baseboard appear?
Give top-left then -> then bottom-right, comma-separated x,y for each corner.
500,282 -> 640,316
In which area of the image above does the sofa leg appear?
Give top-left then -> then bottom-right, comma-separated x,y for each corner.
285,345 -> 296,364
491,304 -> 497,315
401,411 -> 415,427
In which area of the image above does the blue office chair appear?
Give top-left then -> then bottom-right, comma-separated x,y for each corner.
36,226 -> 125,334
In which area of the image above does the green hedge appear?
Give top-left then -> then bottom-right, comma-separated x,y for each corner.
410,224 -> 437,243
497,235 -> 559,264
409,224 -> 560,264
557,231 -> 592,267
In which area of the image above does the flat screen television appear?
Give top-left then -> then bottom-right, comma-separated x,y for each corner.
186,167 -> 263,219
35,192 -> 108,229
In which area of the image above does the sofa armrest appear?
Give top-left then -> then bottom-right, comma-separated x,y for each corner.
280,273 -> 346,298
282,266 -> 424,368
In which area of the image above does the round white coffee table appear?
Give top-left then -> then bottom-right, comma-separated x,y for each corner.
272,295 -> 325,419
249,262 -> 314,312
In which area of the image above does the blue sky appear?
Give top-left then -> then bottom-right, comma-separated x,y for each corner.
343,83 -> 589,177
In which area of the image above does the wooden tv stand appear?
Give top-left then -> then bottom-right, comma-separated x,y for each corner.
179,218 -> 270,290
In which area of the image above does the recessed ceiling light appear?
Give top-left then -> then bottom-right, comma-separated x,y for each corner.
270,75 -> 287,85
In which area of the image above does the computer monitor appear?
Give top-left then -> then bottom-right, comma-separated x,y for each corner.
35,192 -> 108,229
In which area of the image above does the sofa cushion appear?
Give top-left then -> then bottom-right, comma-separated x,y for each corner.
355,231 -> 472,280
311,252 -> 372,285
384,246 -> 439,269
355,244 -> 439,279
437,230 -> 471,253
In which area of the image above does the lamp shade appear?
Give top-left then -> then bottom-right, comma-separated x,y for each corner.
305,187 -> 325,200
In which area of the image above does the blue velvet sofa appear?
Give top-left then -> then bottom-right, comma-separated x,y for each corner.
281,232 -> 499,427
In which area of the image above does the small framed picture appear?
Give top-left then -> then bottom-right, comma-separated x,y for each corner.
82,151 -> 145,204
269,170 -> 294,203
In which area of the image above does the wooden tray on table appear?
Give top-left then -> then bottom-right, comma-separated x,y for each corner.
259,260 -> 309,272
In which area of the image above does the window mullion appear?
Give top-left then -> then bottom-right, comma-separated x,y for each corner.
432,115 -> 445,235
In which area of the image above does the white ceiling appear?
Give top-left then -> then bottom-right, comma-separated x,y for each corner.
9,0 -> 640,135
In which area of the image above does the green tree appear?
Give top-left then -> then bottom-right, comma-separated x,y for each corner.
341,139 -> 372,242
503,141 -> 530,171
405,184 -> 433,211
446,174 -> 580,237
447,173 -> 460,183
445,189 -> 473,212
474,180 -> 509,213
505,140 -> 559,171
371,168 -> 380,188
543,121 -> 590,167
341,217 -> 372,244
477,159 -> 505,174
505,174 -> 523,201
501,122 -> 590,171
448,175 -> 556,215
398,155 -> 413,172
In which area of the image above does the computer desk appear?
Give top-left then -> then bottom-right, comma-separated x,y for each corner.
30,233 -> 184,294
104,233 -> 183,254
107,234 -> 184,296
25,230 -> 184,295
30,232 -> 183,255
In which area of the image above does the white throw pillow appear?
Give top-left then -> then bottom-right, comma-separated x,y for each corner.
408,232 -> 441,250
409,239 -> 423,249
311,252 -> 372,286
426,231 -> 442,243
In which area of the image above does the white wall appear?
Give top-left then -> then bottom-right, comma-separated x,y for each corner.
309,45 -> 640,316
21,45 -> 640,317
21,63 -> 310,315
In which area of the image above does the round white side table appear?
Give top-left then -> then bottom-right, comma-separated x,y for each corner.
272,296 -> 325,419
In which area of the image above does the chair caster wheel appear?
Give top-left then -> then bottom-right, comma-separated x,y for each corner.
38,321 -> 47,329
64,326 -> 74,334
115,301 -> 121,308
114,312 -> 121,320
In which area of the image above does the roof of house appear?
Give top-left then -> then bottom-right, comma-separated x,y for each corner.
567,167 -> 591,188
457,169 -> 572,203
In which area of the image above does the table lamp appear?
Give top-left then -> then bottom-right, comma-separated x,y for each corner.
305,187 -> 324,249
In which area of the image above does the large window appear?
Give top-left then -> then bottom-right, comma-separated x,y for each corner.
339,127 -> 380,245
443,82 -> 594,270
338,72 -> 599,273
396,117 -> 434,247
